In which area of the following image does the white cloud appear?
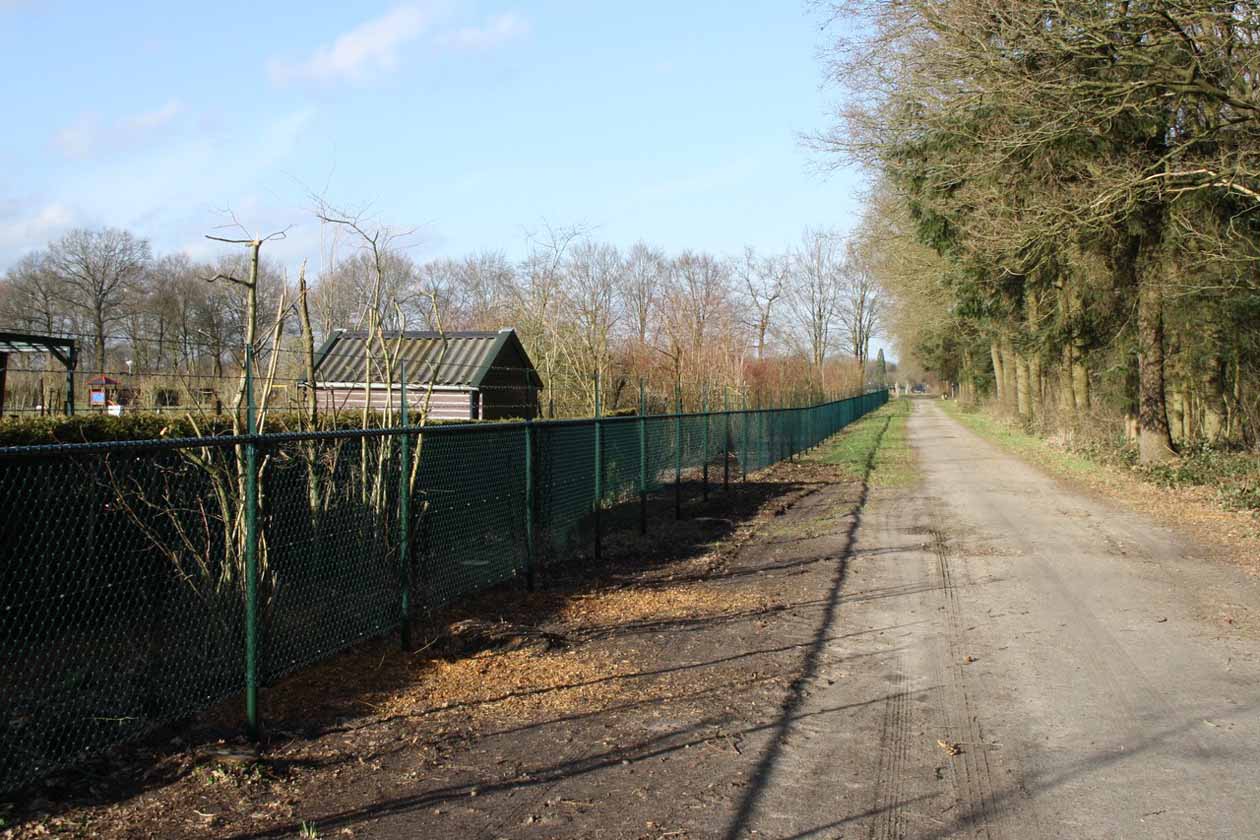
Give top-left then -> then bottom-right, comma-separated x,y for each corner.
268,3 -> 439,85
0,202 -> 75,252
4,106 -> 318,269
53,99 -> 185,160
441,12 -> 529,50
123,99 -> 184,132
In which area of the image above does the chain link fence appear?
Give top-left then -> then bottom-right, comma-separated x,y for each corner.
0,389 -> 888,793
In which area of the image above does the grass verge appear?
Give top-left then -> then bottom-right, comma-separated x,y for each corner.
808,397 -> 915,487
939,400 -> 1098,480
939,398 -> 1260,565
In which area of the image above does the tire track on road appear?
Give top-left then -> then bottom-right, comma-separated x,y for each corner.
928,526 -> 1005,840
867,653 -> 911,840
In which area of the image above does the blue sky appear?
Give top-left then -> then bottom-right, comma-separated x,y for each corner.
0,1 -> 865,271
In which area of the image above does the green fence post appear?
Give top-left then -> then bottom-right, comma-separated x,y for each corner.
674,381 -> 682,520
701,383 -> 709,501
243,345 -> 259,740
789,403 -> 795,462
638,379 -> 647,535
593,371 -> 602,563
723,387 -> 730,493
742,390 -> 749,482
398,361 -> 412,651
524,413 -> 536,591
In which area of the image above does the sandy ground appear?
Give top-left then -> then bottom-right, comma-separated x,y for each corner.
10,399 -> 1260,839
738,399 -> 1260,839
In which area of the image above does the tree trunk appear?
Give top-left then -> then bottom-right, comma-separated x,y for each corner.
1229,350 -> 1243,443
296,263 -> 318,431
1001,337 -> 1018,412
1060,345 -> 1076,422
990,340 -> 1005,403
1201,356 -> 1226,444
1072,358 -> 1090,414
94,312 -> 106,375
1170,388 -> 1186,443
1136,259 -> 1175,463
1025,292 -> 1043,421
1015,355 -> 1031,419
1028,353 -> 1043,421
1065,277 -> 1090,412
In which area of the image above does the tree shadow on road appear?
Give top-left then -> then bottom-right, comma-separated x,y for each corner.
719,410 -> 895,839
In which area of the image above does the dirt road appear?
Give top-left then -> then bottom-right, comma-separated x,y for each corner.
740,399 -> 1260,839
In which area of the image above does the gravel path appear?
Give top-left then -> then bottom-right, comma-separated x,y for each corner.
737,399 -> 1260,839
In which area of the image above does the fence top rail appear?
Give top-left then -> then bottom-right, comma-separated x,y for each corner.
0,389 -> 888,458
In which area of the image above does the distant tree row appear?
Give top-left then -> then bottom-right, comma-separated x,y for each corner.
821,0 -> 1260,460
0,220 -> 885,416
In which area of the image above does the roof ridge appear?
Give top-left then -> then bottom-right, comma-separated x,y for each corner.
333,329 -> 511,339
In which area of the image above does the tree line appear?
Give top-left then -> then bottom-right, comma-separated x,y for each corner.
820,0 -> 1260,461
0,217 -> 885,417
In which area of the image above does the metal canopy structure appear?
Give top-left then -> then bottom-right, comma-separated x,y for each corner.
0,331 -> 78,416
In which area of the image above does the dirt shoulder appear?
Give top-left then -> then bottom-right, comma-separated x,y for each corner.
939,399 -> 1260,573
2,404 -> 907,840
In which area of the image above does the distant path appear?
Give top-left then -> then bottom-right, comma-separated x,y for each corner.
740,399 -> 1260,839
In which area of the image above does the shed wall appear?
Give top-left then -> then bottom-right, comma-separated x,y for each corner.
315,387 -> 473,420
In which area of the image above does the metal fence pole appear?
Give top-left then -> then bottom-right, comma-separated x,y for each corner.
593,371 -> 602,563
398,361 -> 412,651
674,381 -> 682,520
701,383 -> 709,501
243,345 -> 259,739
742,390 -> 749,482
638,379 -> 647,535
524,414 -> 536,590
789,404 -> 795,462
723,387 -> 730,493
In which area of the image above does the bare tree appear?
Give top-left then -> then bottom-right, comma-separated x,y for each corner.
556,240 -> 624,411
1,252 -> 74,336
786,228 -> 844,371
623,241 -> 665,347
46,227 -> 150,372
659,251 -> 731,389
838,240 -> 883,370
456,251 -> 515,330
735,246 -> 786,360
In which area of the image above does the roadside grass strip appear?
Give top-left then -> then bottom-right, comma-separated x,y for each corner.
809,397 -> 915,487
939,400 -> 1097,479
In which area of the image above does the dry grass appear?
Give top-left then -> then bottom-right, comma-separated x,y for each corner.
558,584 -> 768,630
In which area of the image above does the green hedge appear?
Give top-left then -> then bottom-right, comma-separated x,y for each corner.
0,412 -> 524,447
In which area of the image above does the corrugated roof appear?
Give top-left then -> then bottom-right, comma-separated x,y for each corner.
312,329 -> 542,388
0,331 -> 76,360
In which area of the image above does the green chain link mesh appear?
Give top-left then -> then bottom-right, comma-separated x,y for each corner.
0,390 -> 887,792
